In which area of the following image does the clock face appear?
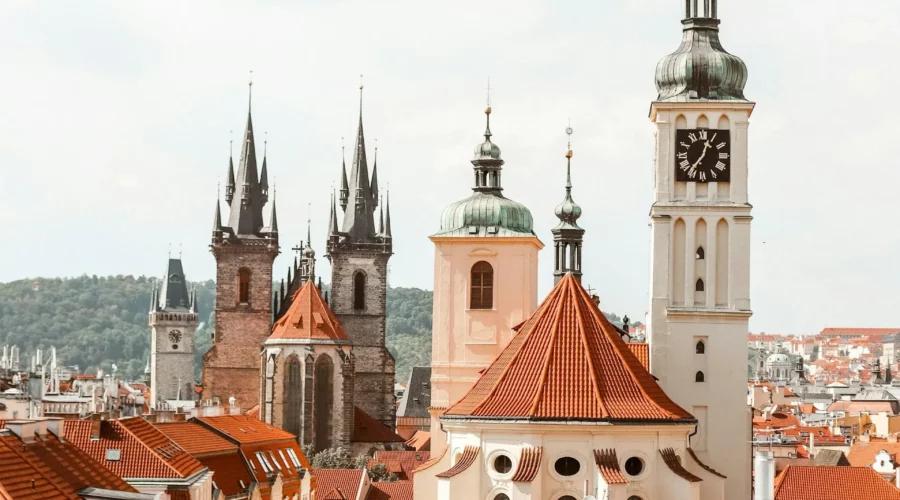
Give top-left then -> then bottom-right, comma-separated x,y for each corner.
168,330 -> 183,343
675,128 -> 731,183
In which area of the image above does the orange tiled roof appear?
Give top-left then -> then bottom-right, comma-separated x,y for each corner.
687,448 -> 726,478
627,343 -> 649,370
65,417 -> 205,479
511,447 -> 542,482
155,421 -> 238,455
352,407 -> 406,443
404,430 -> 430,451
413,446 -> 446,474
847,441 -> 900,467
594,449 -> 627,484
313,469 -> 365,500
435,446 -> 479,478
269,281 -> 348,342
660,448 -> 701,482
367,481 -> 414,500
370,451 -> 430,480
774,465 -> 900,499
444,274 -> 693,422
820,328 -> 900,337
193,450 -> 253,498
195,414 -> 296,444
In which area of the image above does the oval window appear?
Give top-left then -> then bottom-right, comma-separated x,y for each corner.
493,455 -> 512,474
559,496 -> 578,500
494,495 -> 510,500
624,456 -> 644,476
554,456 -> 580,476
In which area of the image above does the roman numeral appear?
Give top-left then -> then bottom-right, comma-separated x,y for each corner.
677,152 -> 688,160
719,153 -> 729,159
688,133 -> 698,143
715,161 -> 726,171
680,142 -> 692,149
716,142 -> 726,150
698,130 -> 708,140
699,171 -> 707,181
711,170 -> 718,179
680,160 -> 691,171
688,169 -> 697,179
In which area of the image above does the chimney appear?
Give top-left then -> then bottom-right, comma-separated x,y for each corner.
754,450 -> 775,500
46,417 -> 65,441
174,413 -> 187,422
90,412 -> 105,440
6,420 -> 37,444
33,418 -> 48,438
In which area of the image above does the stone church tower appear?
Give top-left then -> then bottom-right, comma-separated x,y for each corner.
325,88 -> 396,430
647,1 -> 752,497
149,257 -> 198,408
203,85 -> 280,409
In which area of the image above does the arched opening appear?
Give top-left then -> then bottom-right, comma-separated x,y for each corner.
470,261 -> 494,310
696,246 -> 705,260
313,355 -> 334,451
696,371 -> 705,383
673,218 -> 686,305
695,278 -> 705,292
697,114 -> 709,129
284,356 -> 302,438
353,271 -> 366,310
238,268 -> 251,304
696,340 -> 706,354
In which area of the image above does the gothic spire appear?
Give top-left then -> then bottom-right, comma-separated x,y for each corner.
339,143 -> 349,211
213,197 -> 223,235
339,82 -> 377,242
259,136 -> 269,204
384,191 -> 392,239
269,197 -> 278,233
552,125 -> 584,284
327,189 -> 338,239
226,79 -> 267,236
157,258 -> 191,312
225,143 -> 235,204
371,143 -> 379,209
378,196 -> 384,234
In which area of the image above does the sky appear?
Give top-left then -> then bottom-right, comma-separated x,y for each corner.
1,0 -> 899,335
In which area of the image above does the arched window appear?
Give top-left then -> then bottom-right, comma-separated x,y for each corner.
696,246 -> 705,260
493,495 -> 510,500
238,268 -> 251,303
313,355 -> 334,451
353,271 -> 366,310
284,357 -> 302,437
696,340 -> 706,354
470,261 -> 494,310
696,371 -> 705,383
695,278 -> 705,292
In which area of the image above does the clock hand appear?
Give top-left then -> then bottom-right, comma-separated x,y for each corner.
692,142 -> 710,169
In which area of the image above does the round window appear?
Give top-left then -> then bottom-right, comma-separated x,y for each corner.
624,456 -> 645,476
627,496 -> 644,500
559,496 -> 578,500
493,455 -> 512,474
494,495 -> 510,500
554,456 -> 580,476
171,344 -> 178,350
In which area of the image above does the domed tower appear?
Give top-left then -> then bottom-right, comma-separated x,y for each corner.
552,127 -> 584,284
429,106 -> 543,452
647,1 -> 753,498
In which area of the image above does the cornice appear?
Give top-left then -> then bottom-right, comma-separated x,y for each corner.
666,307 -> 752,320
430,235 -> 545,250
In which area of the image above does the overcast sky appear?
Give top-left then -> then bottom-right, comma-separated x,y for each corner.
1,0 -> 898,335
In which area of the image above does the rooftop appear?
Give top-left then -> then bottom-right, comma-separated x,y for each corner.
774,465 -> 900,499
268,281 -> 349,343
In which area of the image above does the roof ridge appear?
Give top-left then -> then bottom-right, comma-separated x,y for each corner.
571,279 -> 610,418
527,287 -> 569,415
117,418 -> 192,478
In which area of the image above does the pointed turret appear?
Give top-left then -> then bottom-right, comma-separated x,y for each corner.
149,283 -> 158,313
340,147 -> 349,211
384,191 -> 392,239
339,84 -> 377,242
552,126 -> 585,284
260,140 -> 269,204
378,199 -> 384,235
327,189 -> 338,240
225,151 -> 236,204
371,145 -> 379,208
300,221 -> 316,286
269,197 -> 279,233
213,198 -> 223,236
157,258 -> 191,312
226,83 -> 267,236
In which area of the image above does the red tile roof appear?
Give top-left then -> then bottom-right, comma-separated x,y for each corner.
687,448 -> 726,478
594,449 -> 627,485
444,274 -> 693,422
435,446 -> 479,479
821,328 -> 900,337
195,415 -> 296,444
413,446 -> 446,474
269,281 -> 348,341
627,343 -> 650,370
367,481 -> 414,500
774,465 -> 900,499
155,422 -> 238,455
404,430 -> 430,451
352,407 -> 405,443
313,469 -> 365,500
847,441 -> 900,467
660,448 -> 702,482
370,451 -> 430,481
193,450 -> 253,498
511,447 -> 542,482
65,417 -> 205,479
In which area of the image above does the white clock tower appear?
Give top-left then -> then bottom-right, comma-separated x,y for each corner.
648,1 -> 752,498
149,257 -> 198,409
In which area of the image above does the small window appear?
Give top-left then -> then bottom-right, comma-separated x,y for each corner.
696,247 -> 705,260
238,268 -> 251,303
494,495 -> 510,500
554,456 -> 580,476
696,340 -> 706,354
627,496 -> 644,500
696,371 -> 705,383
256,451 -> 273,473
695,278 -> 705,292
624,457 -> 644,476
470,261 -> 494,310
559,496 -> 578,500
493,455 -> 512,474
353,271 -> 366,310
286,448 -> 302,468
269,451 -> 282,470
105,449 -> 121,461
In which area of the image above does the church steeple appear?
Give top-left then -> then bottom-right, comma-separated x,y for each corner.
471,106 -> 504,193
225,142 -> 235,204
339,145 -> 349,211
225,80 -> 269,236
260,136 -> 269,204
552,125 -> 584,284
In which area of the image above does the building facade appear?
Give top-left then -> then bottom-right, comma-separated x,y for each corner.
646,2 -> 753,497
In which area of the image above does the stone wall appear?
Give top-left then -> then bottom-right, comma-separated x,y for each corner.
149,312 -> 198,407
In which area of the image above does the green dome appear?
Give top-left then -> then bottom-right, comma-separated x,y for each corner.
436,192 -> 534,237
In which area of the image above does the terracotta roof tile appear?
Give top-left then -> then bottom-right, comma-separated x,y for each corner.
367,481 -> 414,500
511,447 -> 542,482
660,448 -> 702,482
847,441 -> 900,467
404,430 -> 430,451
195,414 -> 296,444
167,489 -> 191,500
313,469 -> 365,500
65,417 -> 205,479
820,328 -> 900,337
774,465 -> 900,499
593,449 -> 627,485
687,448 -> 727,478
352,407 -> 405,443
269,281 -> 348,342
627,343 -> 650,370
241,441 -> 310,498
444,274 -> 693,422
194,451 -> 252,498
435,446 -> 479,479
413,445 -> 446,474
155,421 -> 238,455
370,451 -> 430,481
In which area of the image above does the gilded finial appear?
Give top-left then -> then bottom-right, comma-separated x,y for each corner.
565,120 -> 574,158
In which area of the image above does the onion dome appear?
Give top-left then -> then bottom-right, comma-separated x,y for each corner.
435,107 -> 534,238
554,149 -> 582,230
655,0 -> 748,102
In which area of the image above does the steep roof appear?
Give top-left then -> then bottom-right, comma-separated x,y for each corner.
774,465 -> 900,499
367,481 -> 413,500
847,440 -> 900,467
154,422 -> 238,455
313,469 -> 365,500
369,451 -> 430,481
444,273 -> 693,422
352,407 -> 406,443
156,258 -> 191,312
397,367 -> 431,418
268,281 -> 349,343
627,343 -> 650,370
195,415 -> 296,444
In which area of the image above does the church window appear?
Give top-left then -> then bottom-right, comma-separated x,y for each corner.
353,271 -> 366,310
285,357 -> 302,438
624,456 -> 645,476
493,455 -> 512,474
696,246 -> 705,260
494,495 -> 510,500
238,268 -> 251,303
696,371 -> 705,382
696,340 -> 706,354
313,355 -> 334,451
695,278 -> 705,292
554,456 -> 580,476
470,261 -> 494,310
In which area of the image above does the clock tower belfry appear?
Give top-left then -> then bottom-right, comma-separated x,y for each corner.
648,1 -> 752,499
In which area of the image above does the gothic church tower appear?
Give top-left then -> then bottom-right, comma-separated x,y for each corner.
326,87 -> 396,430
204,85 -> 280,409
648,1 -> 752,497
149,257 -> 198,408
